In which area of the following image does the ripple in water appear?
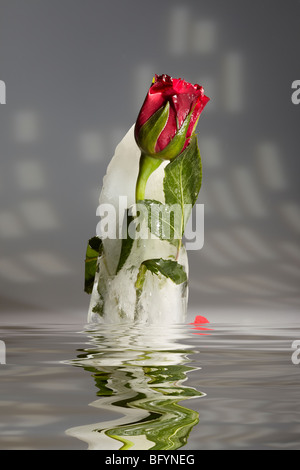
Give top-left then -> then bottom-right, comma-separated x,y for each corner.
64,319 -> 210,450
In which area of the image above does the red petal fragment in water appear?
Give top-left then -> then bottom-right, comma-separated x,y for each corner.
189,315 -> 209,324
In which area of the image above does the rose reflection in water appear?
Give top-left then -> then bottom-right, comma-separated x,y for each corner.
65,318 -> 211,450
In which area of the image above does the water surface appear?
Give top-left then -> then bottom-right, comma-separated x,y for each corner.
0,314 -> 299,450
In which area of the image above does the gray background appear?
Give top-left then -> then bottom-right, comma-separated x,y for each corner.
0,0 -> 299,323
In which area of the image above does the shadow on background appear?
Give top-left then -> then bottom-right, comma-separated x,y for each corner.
0,0 -> 299,321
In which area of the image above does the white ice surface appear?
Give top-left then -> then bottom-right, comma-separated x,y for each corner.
88,125 -> 189,324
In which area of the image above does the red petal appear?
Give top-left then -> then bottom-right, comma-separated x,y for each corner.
155,102 -> 177,152
183,94 -> 210,151
172,93 -> 192,129
151,74 -> 173,92
189,315 -> 213,335
189,315 -> 210,324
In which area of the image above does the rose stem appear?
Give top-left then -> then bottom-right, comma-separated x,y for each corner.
135,153 -> 162,202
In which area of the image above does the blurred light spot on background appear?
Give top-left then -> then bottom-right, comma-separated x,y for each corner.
0,212 -> 25,238
20,200 -> 59,230
232,167 -> 267,217
222,53 -> 243,112
278,203 -> 300,233
133,64 -> 156,110
233,227 -> 276,260
22,252 -> 70,276
0,258 -> 36,283
209,177 -> 241,219
256,142 -> 287,191
79,132 -> 104,162
200,137 -> 222,169
211,230 -> 254,263
167,6 -> 189,56
192,20 -> 217,54
13,111 -> 39,143
14,159 -> 46,191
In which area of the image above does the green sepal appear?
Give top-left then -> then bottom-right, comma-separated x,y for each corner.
137,102 -> 170,155
154,108 -> 194,161
137,102 -> 195,162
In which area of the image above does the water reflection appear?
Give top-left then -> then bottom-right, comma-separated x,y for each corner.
65,322 -> 207,450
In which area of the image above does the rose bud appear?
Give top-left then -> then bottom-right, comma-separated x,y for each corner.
135,74 -> 210,160
134,74 -> 209,201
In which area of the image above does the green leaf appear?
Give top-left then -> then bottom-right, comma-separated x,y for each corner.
135,258 -> 187,293
139,199 -> 182,246
163,135 -> 202,237
116,209 -> 135,273
138,102 -> 170,155
143,259 -> 187,284
84,236 -> 103,294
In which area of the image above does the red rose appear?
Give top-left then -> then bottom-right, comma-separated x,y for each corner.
135,74 -> 209,159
